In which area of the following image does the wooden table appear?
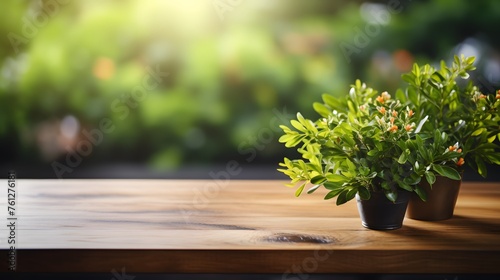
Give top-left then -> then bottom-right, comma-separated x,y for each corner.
1,179 -> 499,275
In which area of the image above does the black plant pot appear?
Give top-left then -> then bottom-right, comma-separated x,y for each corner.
407,176 -> 462,221
356,189 -> 411,230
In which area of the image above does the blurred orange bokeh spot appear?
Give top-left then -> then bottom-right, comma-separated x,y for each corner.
393,49 -> 414,72
93,57 -> 115,80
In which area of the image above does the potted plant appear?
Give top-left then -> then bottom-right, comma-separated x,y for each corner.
400,55 -> 500,220
277,80 -> 462,230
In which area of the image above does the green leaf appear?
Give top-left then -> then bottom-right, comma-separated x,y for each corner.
402,73 -> 415,85
425,171 -> 436,185
322,94 -> 342,110
398,181 -> 413,192
284,135 -> 303,148
296,112 -> 306,123
415,115 -> 429,133
279,125 -> 291,133
304,121 -> 317,134
340,170 -> 355,178
347,100 -> 356,114
431,72 -> 445,82
395,88 -> 407,103
466,56 -> 476,65
345,158 -> 356,172
310,175 -> 326,185
485,153 -> 500,165
279,169 -> 297,177
313,102 -> 331,117
278,135 -> 288,144
380,181 -> 391,190
326,174 -> 346,182
397,151 -> 408,164
357,187 -> 371,200
415,161 -> 420,171
477,143 -> 500,150
336,190 -> 350,205
432,165 -> 461,180
471,128 -> 486,136
277,168 -> 289,174
413,63 -> 420,76
403,173 -> 421,185
429,80 -> 442,91
454,55 -> 460,68
476,157 -> 488,178
308,161 -> 323,174
298,160 -> 308,172
294,183 -> 306,197
324,181 -> 344,190
433,129 -> 442,147
307,184 -> 321,194
324,188 -> 343,200
414,185 -> 427,202
345,188 -> 358,202
290,120 -> 306,132
341,134 -> 356,147
358,166 -> 370,176
417,141 -> 431,162
278,134 -> 298,143
385,191 -> 397,202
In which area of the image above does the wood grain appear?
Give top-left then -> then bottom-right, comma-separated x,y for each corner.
0,179 -> 499,273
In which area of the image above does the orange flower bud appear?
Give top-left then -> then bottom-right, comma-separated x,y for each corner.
408,110 -> 414,117
378,107 -> 386,114
479,94 -> 486,99
390,117 -> 395,124
457,157 -> 465,166
405,124 -> 412,131
389,125 -> 398,132
376,95 -> 385,104
457,148 -> 462,153
392,111 -> 398,117
449,145 -> 456,151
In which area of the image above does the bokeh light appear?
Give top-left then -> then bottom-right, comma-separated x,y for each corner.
1,0 -> 499,179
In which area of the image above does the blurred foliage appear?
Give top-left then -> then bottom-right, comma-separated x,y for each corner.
1,0 -> 499,173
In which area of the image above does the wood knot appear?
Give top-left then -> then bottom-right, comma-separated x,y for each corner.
262,233 -> 335,244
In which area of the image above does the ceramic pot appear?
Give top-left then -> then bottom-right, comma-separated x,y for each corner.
356,189 -> 410,230
407,176 -> 462,221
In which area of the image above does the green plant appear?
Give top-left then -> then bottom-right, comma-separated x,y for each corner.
401,55 -> 500,177
278,80 -> 462,205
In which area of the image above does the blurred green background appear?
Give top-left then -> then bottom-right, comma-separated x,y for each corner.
1,0 -> 499,179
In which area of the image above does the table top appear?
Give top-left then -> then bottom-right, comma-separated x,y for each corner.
1,179 -> 499,274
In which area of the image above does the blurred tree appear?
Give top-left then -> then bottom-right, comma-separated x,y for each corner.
0,0 -> 498,177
